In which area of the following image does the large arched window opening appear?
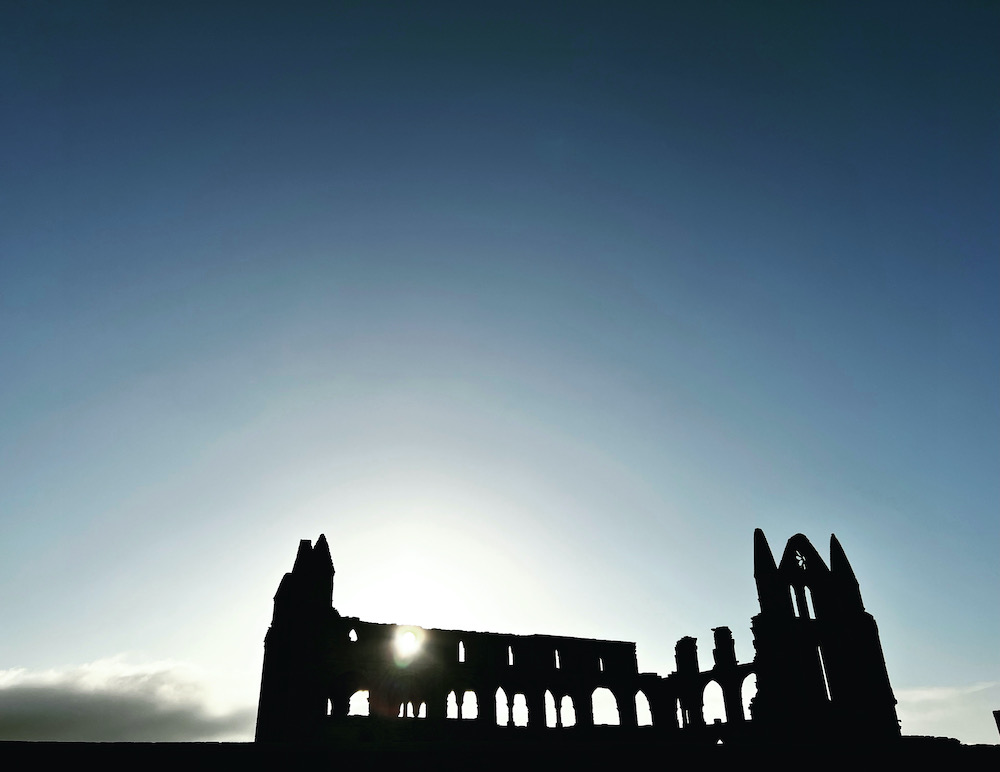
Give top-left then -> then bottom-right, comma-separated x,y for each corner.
461,690 -> 478,719
495,688 -> 509,727
512,693 -> 528,726
545,691 -> 557,728
560,696 -> 576,727
704,680 -> 726,724
348,690 -> 370,717
741,672 -> 758,721
635,691 -> 653,726
592,687 -> 619,726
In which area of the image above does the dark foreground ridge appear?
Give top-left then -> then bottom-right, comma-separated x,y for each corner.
257,530 -> 898,748
2,736 -> 997,772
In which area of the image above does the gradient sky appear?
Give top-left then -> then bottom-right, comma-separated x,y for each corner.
1,1 -> 997,744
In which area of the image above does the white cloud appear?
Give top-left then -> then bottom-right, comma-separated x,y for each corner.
0,656 -> 254,741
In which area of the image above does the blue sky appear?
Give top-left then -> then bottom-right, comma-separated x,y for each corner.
1,1 -> 997,743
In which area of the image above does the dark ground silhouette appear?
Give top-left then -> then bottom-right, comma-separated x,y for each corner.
2,736 -> 997,771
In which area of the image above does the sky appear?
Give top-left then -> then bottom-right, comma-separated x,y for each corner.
0,0 -> 997,745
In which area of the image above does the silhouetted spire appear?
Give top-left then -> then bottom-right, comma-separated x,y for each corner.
754,528 -> 793,617
315,533 -> 332,567
754,528 -> 777,575
829,534 -> 865,612
292,538 -> 312,574
314,533 -> 334,606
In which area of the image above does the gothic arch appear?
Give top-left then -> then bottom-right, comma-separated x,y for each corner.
495,687 -> 509,727
592,687 -> 620,726
780,533 -> 831,618
703,680 -> 725,724
740,671 -> 758,720
635,690 -> 653,726
461,690 -> 479,719
560,695 -> 576,727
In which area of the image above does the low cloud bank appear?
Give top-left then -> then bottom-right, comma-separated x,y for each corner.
897,681 -> 1000,746
0,658 -> 255,741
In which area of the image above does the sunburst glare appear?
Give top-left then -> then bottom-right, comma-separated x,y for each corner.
393,627 -> 423,667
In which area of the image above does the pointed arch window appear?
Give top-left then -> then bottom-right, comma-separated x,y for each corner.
592,687 -> 619,725
635,691 -> 653,726
561,696 -> 576,727
462,691 -> 478,719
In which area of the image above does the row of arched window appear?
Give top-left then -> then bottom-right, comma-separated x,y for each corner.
333,675 -> 760,726
336,687 -> 640,725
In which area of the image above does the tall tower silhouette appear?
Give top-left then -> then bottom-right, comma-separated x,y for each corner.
256,535 -> 335,742
750,530 -> 899,741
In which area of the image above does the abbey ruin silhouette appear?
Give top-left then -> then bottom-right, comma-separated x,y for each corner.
255,529 -> 900,747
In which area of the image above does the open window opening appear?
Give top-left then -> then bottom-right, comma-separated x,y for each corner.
635,691 -> 653,726
545,691 -> 557,727
512,693 -> 528,726
561,696 -> 576,727
348,690 -> 369,716
741,672 -> 758,721
818,646 -> 832,701
703,680 -> 725,724
461,691 -> 478,719
592,687 -> 619,726
495,688 -> 509,726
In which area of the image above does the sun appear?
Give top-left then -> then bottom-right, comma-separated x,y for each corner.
393,627 -> 423,666
396,630 -> 419,656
